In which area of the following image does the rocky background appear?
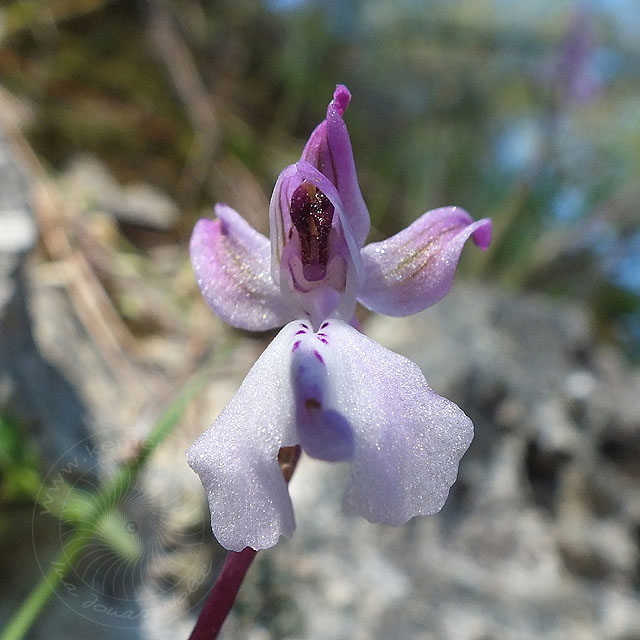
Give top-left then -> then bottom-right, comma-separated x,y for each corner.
1,2 -> 639,639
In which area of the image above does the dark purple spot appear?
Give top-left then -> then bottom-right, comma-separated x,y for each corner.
318,338 -> 329,345
292,341 -> 301,352
314,350 -> 325,364
295,330 -> 306,335
305,398 -> 321,411
317,333 -> 327,338
320,322 -> 329,329
289,181 -> 335,282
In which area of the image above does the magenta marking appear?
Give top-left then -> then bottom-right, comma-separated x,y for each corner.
292,341 -> 301,351
317,333 -> 327,338
295,330 -> 306,335
314,350 -> 325,364
320,322 -> 329,329
318,338 -> 329,345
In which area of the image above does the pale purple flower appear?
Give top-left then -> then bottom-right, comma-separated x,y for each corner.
555,6 -> 601,104
187,85 -> 491,551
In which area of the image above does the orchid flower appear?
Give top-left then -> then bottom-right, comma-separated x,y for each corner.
187,85 -> 491,552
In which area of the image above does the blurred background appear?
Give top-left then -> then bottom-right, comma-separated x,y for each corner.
0,0 -> 639,639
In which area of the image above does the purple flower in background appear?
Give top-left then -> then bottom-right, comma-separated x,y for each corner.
555,6 -> 601,104
187,85 -> 491,551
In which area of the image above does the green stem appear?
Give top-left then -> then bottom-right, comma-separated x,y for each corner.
2,559 -> 60,640
1,525 -> 92,640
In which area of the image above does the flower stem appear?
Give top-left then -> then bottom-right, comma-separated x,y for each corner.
188,445 -> 301,640
188,547 -> 257,640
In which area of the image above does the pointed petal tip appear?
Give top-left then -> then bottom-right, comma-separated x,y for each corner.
213,201 -> 233,220
331,84 -> 351,116
190,215 -> 215,237
471,217 -> 492,250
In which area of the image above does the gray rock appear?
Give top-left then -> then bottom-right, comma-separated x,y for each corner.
0,124 -> 91,470
0,123 -> 36,310
63,155 -> 179,230
0,209 -> 36,254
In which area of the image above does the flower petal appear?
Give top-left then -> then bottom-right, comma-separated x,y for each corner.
301,85 -> 370,247
190,204 -> 292,331
312,319 -> 473,524
358,207 -> 491,316
270,161 -> 364,326
186,321 -> 304,551
268,165 -> 299,288
325,91 -> 370,247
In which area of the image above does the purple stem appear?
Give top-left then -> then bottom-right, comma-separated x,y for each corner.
188,547 -> 257,640
188,446 -> 301,640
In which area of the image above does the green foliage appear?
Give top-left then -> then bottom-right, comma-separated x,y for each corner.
0,412 -> 40,504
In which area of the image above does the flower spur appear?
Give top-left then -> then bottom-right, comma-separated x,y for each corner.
187,85 -> 491,551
